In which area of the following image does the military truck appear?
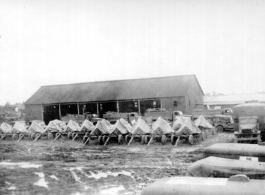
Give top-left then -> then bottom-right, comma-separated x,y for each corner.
192,104 -> 233,119
103,112 -> 139,124
144,108 -> 184,122
233,102 -> 265,141
212,115 -> 235,132
192,104 -> 233,129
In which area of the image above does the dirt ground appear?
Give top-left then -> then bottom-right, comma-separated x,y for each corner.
0,132 -> 235,195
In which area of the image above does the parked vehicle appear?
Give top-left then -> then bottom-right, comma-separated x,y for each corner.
103,112 -> 138,124
233,102 -> 265,140
234,116 -> 261,144
192,104 -> 233,121
212,115 -> 234,132
144,108 -> 183,122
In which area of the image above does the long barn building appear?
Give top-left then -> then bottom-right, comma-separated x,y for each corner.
25,75 -> 204,124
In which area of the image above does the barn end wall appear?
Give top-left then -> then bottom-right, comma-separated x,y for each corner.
161,97 -> 186,113
185,79 -> 204,114
25,104 -> 42,121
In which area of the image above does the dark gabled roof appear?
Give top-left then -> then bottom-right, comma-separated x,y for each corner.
25,75 -> 204,105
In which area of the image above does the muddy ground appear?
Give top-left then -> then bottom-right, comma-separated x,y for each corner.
0,132 -> 235,195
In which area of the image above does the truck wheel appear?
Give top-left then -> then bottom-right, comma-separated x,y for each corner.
188,135 -> 194,145
161,135 -> 167,145
216,126 -> 224,132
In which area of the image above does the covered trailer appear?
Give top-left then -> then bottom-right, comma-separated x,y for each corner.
0,122 -> 13,140
104,118 -> 132,145
27,121 -> 47,141
145,117 -> 174,145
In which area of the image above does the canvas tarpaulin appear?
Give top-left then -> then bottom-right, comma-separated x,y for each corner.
52,119 -> 67,130
175,118 -> 201,135
91,119 -> 113,135
131,118 -> 152,135
186,156 -> 265,179
45,121 -> 63,132
80,119 -> 95,132
194,115 -> 214,129
173,116 -> 187,130
12,122 -> 28,133
152,117 -> 174,134
65,120 -> 81,132
0,122 -> 12,133
109,118 -> 132,135
28,121 -> 46,134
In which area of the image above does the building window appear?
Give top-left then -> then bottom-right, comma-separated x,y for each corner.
189,100 -> 191,106
174,101 -> 177,107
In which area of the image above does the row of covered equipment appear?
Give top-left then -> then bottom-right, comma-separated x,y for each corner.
0,115 -> 217,146
142,142 -> 265,195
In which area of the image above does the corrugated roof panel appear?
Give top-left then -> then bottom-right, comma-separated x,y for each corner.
25,75 -> 203,104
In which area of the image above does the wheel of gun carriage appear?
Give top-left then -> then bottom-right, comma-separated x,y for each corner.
102,135 -> 107,143
118,135 -> 123,144
188,134 -> 194,145
125,135 -> 129,144
35,133 -> 41,140
141,135 -> 145,145
202,132 -> 206,140
12,134 -> 19,141
144,135 -> 151,144
98,136 -> 104,145
171,134 -> 175,145
30,133 -> 35,140
72,132 -> 77,139
161,135 -> 167,145
48,133 -> 53,140
67,132 -> 72,139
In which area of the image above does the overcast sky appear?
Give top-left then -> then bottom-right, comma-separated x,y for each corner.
0,0 -> 265,105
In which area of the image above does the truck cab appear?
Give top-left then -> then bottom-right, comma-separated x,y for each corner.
234,116 -> 261,144
238,116 -> 259,134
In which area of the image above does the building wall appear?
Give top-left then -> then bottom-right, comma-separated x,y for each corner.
25,104 -> 43,121
161,96 -> 186,113
185,79 -> 204,114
